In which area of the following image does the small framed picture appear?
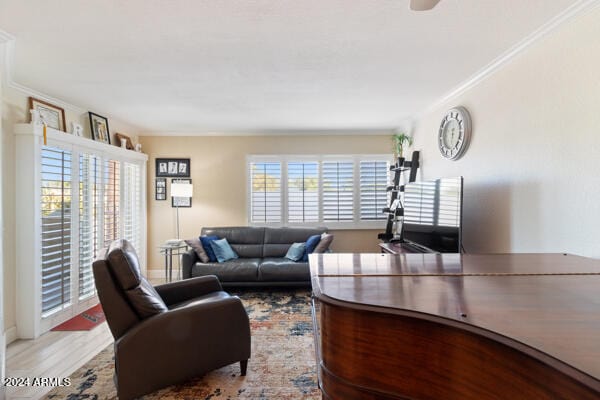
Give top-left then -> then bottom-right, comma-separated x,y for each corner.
71,122 -> 83,137
172,178 -> 192,207
29,97 -> 66,131
155,178 -> 167,200
89,112 -> 110,144
115,132 -> 134,150
156,158 -> 190,177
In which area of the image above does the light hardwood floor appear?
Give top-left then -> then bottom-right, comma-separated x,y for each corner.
5,323 -> 113,399
5,278 -> 166,399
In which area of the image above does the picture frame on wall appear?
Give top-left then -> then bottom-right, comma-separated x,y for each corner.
115,132 -> 134,150
89,112 -> 110,144
155,178 -> 167,200
172,178 -> 192,207
156,158 -> 190,177
28,97 -> 66,131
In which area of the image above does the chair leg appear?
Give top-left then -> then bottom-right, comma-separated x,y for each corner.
240,359 -> 248,376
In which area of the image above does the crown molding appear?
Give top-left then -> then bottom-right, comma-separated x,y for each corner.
139,128 -> 395,137
417,0 -> 600,118
0,28 -> 87,113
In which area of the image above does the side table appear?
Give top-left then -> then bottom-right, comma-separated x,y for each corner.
158,242 -> 189,282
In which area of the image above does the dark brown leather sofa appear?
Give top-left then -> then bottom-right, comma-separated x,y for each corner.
93,239 -> 251,400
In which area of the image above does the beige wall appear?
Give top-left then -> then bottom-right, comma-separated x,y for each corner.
408,7 -> 600,258
139,135 -> 392,271
2,85 -> 141,338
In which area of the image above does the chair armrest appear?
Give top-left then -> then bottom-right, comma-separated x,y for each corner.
154,275 -> 222,306
114,296 -> 251,399
181,249 -> 198,279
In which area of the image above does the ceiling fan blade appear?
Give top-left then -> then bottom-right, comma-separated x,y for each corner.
409,0 -> 441,11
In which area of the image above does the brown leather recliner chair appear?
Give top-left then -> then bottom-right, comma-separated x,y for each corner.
93,239 -> 251,400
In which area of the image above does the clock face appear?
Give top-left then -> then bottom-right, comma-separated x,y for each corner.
438,107 -> 471,160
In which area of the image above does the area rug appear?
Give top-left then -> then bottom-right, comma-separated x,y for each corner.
51,303 -> 106,331
44,289 -> 320,399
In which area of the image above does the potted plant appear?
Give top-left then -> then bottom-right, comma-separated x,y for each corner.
392,132 -> 413,164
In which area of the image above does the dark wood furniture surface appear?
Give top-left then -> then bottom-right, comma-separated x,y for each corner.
378,241 -> 430,254
310,253 -> 600,400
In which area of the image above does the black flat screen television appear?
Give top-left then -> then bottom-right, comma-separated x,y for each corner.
400,176 -> 463,253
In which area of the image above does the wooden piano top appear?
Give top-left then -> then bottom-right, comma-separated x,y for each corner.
310,253 -> 600,384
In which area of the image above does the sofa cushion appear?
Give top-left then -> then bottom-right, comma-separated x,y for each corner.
314,233 -> 334,253
184,238 -> 210,263
210,238 -> 239,263
258,258 -> 310,282
200,235 -> 219,262
263,227 -> 325,257
202,227 -> 264,258
302,234 -> 322,262
285,243 -> 306,262
192,258 -> 260,282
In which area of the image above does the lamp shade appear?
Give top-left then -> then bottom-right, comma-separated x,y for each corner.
171,183 -> 193,198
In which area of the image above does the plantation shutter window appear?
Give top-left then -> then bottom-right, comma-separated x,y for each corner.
16,123 -> 149,338
248,155 -> 389,228
78,153 -> 102,300
322,161 -> 354,222
250,162 -> 282,223
41,146 -> 72,315
287,162 -> 319,223
359,161 -> 389,221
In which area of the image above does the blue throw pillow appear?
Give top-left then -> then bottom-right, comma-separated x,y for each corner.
302,234 -> 322,262
199,235 -> 219,262
285,242 -> 306,262
210,238 -> 239,263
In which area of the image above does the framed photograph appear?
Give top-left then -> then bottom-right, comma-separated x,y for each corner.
155,178 -> 167,200
89,112 -> 110,144
115,132 -> 134,150
29,97 -> 66,131
172,178 -> 192,207
156,158 -> 190,177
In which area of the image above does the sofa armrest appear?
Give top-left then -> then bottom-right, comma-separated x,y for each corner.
181,249 -> 198,279
154,275 -> 222,306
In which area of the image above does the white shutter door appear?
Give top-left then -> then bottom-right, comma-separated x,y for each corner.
104,159 -> 121,246
123,162 -> 142,251
41,146 -> 72,315
78,153 -> 101,300
359,160 -> 389,220
322,161 -> 354,222
250,162 -> 281,223
288,162 -> 319,223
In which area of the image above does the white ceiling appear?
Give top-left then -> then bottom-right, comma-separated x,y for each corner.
0,0 -> 583,134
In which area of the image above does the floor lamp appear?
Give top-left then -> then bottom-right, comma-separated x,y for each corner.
171,182 -> 194,241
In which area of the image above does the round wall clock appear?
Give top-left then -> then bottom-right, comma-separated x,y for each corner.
438,106 -> 472,160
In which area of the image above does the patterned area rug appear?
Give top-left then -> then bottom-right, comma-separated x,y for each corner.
44,289 -> 320,399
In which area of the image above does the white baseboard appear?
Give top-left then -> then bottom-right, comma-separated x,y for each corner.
5,326 -> 17,345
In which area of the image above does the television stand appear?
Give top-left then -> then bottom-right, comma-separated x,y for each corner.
379,240 -> 436,254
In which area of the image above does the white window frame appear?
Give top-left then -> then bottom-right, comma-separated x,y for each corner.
15,123 -> 147,338
247,154 -> 390,229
